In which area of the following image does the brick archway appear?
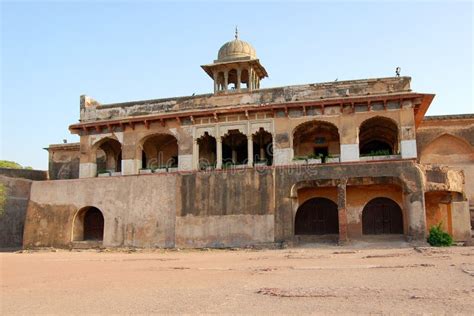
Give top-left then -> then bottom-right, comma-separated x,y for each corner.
72,206 -> 104,242
295,197 -> 339,235
362,197 -> 403,235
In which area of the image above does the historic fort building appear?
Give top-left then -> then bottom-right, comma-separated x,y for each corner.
8,33 -> 473,248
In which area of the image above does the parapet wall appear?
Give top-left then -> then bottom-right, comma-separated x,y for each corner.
24,169 -> 275,248
0,168 -> 47,181
80,77 -> 411,122
0,176 -> 33,248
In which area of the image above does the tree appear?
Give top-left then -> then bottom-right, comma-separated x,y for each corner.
0,160 -> 33,170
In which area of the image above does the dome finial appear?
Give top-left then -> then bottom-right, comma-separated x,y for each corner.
235,26 -> 238,40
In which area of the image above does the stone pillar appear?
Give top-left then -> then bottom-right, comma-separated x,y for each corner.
337,179 -> 348,243
401,139 -> 417,159
232,148 -> 237,164
79,162 -> 97,178
213,71 -> 218,93
248,68 -> 253,90
340,144 -> 360,162
403,191 -> 427,242
121,140 -> 139,175
122,159 -> 140,175
236,69 -> 241,90
247,135 -> 253,167
273,147 -> 293,166
224,71 -> 228,91
450,201 -> 471,242
193,139 -> 199,170
216,137 -> 222,169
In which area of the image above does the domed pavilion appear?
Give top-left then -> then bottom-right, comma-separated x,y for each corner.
201,28 -> 268,93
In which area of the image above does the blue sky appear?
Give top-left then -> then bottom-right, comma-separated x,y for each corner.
1,1 -> 473,169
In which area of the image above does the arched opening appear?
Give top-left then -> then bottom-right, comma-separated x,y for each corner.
95,138 -> 122,174
222,130 -> 248,166
228,69 -> 238,90
198,132 -> 217,169
420,134 -> 474,164
217,72 -> 225,91
140,134 -> 178,170
362,197 -> 403,234
295,198 -> 339,235
293,121 -> 340,160
359,117 -> 398,156
73,206 -> 104,242
253,128 -> 273,165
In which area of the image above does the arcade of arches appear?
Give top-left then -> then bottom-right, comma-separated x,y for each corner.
89,116 -> 409,176
196,128 -> 273,169
295,184 -> 407,239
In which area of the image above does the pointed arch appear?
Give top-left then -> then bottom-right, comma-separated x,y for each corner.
92,137 -> 122,173
362,197 -> 403,234
294,197 -> 339,235
72,206 -> 104,242
420,133 -> 474,164
137,133 -> 178,169
359,116 -> 399,155
292,120 -> 340,158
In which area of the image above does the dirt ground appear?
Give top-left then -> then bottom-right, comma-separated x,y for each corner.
1,245 -> 474,315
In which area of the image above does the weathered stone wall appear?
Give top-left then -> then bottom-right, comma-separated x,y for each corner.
0,168 -> 47,181
274,161 -> 426,242
80,77 -> 411,122
0,176 -> 32,248
24,175 -> 178,248
418,115 -> 474,231
22,159 -> 470,248
175,169 -> 274,247
47,143 -> 80,180
23,169 -> 275,249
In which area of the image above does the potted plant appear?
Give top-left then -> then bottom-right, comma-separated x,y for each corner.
139,168 -> 152,174
168,165 -> 179,172
293,156 -> 307,165
307,153 -> 322,164
153,165 -> 168,173
360,149 -> 394,161
254,159 -> 267,167
325,154 -> 340,163
97,169 -> 111,177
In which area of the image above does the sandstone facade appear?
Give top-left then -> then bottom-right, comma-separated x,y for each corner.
15,34 -> 473,248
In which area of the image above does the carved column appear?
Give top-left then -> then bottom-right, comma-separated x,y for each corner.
216,137 -> 222,169
247,135 -> 253,167
213,71 -> 218,93
403,190 -> 427,241
224,71 -> 229,91
232,148 -> 237,164
193,139 -> 199,170
248,68 -> 253,90
236,69 -> 241,90
337,178 -> 348,243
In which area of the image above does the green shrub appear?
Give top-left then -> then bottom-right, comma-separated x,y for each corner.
427,223 -> 453,247
360,149 -> 391,157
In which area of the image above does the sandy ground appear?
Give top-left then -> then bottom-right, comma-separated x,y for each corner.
1,245 -> 474,315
